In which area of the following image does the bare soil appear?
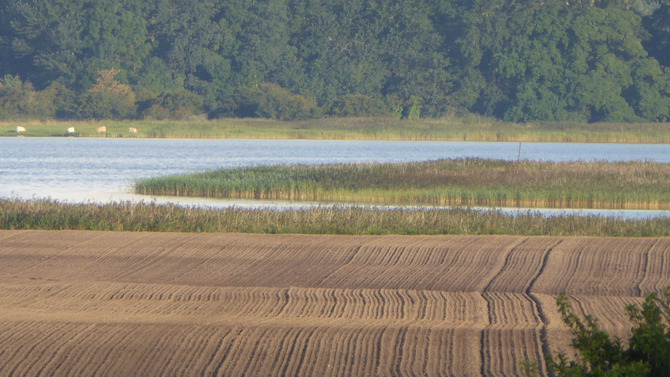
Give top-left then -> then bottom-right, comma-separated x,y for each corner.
0,230 -> 667,376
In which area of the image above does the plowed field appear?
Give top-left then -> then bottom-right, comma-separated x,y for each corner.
0,230 -> 667,376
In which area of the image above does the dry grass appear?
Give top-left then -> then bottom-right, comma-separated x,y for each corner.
1,198 -> 670,237
2,117 -> 670,142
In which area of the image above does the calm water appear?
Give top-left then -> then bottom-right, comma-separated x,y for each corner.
1,138 -> 669,218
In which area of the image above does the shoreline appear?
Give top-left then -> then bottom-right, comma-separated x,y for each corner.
3,118 -> 670,144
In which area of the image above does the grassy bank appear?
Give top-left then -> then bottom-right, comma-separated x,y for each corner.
2,117 -> 670,143
1,199 -> 669,237
135,159 -> 670,210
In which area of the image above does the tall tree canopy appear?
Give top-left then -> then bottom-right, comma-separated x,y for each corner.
0,0 -> 668,121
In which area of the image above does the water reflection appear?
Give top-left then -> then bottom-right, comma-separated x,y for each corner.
88,193 -> 669,220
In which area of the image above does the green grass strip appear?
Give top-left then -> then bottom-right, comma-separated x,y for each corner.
135,159 -> 670,210
0,199 -> 668,237
3,117 -> 670,143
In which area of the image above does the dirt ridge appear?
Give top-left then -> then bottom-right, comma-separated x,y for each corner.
0,230 -> 668,377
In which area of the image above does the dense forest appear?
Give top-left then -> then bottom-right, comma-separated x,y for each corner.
1,0 -> 670,122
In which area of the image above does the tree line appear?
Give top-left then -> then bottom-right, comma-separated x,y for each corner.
1,0 -> 669,122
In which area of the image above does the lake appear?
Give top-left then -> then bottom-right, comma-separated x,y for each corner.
1,138 -> 669,218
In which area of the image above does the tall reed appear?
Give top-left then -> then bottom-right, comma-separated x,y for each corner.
135,159 -> 670,210
1,199 -> 669,237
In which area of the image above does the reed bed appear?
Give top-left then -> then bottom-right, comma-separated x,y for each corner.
135,159 -> 670,210
1,198 -> 669,237
2,118 -> 670,143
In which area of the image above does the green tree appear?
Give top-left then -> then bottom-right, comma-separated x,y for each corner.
78,68 -> 137,119
643,4 -> 670,67
0,76 -> 74,120
627,290 -> 670,375
327,94 -> 389,117
81,0 -> 151,87
149,0 -> 235,108
43,82 -> 78,119
3,0 -> 152,92
289,0 -> 390,104
215,83 -> 319,120
136,57 -> 184,94
450,0 -> 669,122
2,0 -> 87,88
0,75 -> 38,119
371,1 -> 454,117
232,0 -> 303,90
2,0 -> 670,122
142,89 -> 204,119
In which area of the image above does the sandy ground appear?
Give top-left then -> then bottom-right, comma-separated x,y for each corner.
0,230 -> 667,376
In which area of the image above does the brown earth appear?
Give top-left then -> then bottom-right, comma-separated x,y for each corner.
0,230 -> 667,376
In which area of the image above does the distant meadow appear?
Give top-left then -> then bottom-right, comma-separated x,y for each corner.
3,118 -> 670,143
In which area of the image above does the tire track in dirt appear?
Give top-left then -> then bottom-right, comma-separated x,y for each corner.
534,237 -> 665,296
286,326 -> 315,377
205,327 -> 244,377
638,238 -> 670,294
633,239 -> 655,297
526,240 -> 561,377
482,238 -> 530,293
479,238 -> 560,376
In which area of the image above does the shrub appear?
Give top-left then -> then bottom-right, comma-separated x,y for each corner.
77,69 -> 137,120
328,94 -> 390,117
142,90 -> 204,120
546,288 -> 670,377
0,75 -> 37,119
407,95 -> 423,120
41,82 -> 78,119
256,83 -> 320,120
215,83 -> 320,120
216,86 -> 263,118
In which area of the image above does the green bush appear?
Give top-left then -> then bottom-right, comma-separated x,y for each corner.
546,288 -> 670,377
40,82 -> 78,119
215,83 -> 320,120
0,76 -> 79,120
78,90 -> 137,120
215,86 -> 263,118
0,75 -> 37,119
255,83 -> 320,120
142,90 -> 204,120
328,94 -> 390,117
77,69 -> 137,120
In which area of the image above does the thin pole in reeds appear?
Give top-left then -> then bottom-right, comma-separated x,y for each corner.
517,142 -> 522,162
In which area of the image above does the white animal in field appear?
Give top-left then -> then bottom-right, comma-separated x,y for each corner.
67,127 -> 75,134
16,126 -> 26,134
96,126 -> 107,133
128,127 -> 138,134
